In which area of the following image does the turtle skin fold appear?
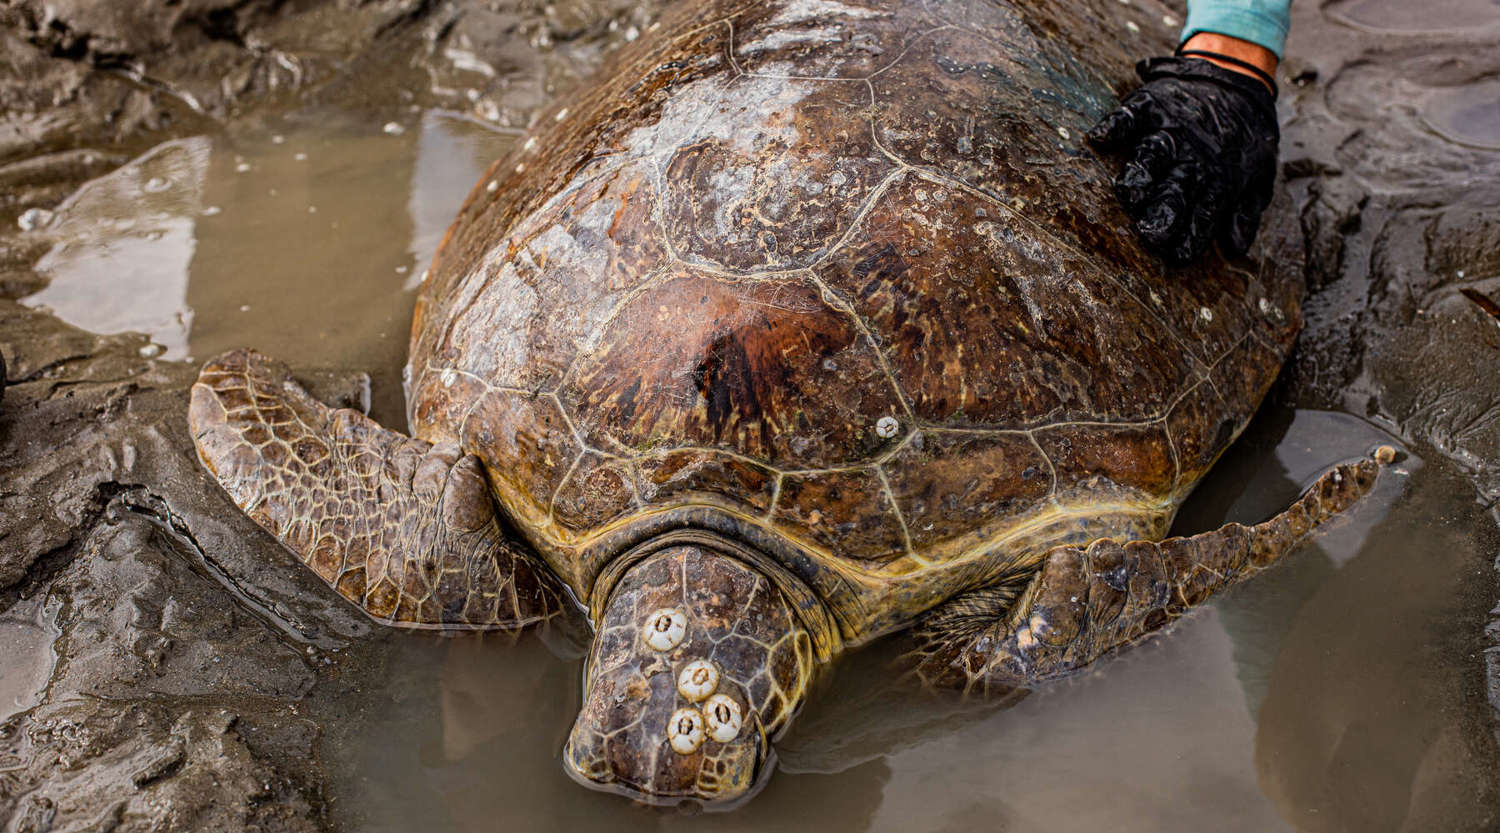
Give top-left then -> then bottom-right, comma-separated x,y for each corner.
1088,56 -> 1280,265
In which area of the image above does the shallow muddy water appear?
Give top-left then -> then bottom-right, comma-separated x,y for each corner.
28,115 -> 1493,828
0,596 -> 58,721
300,407 -> 1497,833
10,1 -> 1500,830
21,109 -> 516,427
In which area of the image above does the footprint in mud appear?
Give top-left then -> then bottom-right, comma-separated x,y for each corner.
1422,80 -> 1500,152
0,595 -> 59,720
1328,0 -> 1500,34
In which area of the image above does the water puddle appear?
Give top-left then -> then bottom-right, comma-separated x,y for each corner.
1328,0 -> 1500,34
1422,80 -> 1500,151
0,595 -> 60,720
25,138 -> 211,358
308,407 -> 1499,832
21,110 -> 513,426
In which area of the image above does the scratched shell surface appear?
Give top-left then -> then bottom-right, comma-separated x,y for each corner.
405,0 -> 1302,636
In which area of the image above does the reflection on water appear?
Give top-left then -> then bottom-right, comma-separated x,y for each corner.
309,409 -> 1499,832
21,111 -> 511,426
408,110 -> 518,288
26,138 -> 210,357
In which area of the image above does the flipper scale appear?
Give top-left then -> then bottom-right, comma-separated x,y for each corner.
912,452 -> 1392,695
189,349 -> 569,630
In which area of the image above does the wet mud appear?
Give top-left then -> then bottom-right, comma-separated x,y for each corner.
1,0 -> 1498,830
1278,0 -> 1500,733
0,298 -> 378,831
1,1 -> 662,829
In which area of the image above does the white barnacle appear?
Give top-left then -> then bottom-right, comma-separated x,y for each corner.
667,707 -> 706,754
677,660 -> 719,702
17,208 -> 53,231
643,608 -> 687,651
703,694 -> 744,743
441,368 -> 457,388
1198,306 -> 1214,323
875,415 -> 900,439
1015,625 -> 1037,651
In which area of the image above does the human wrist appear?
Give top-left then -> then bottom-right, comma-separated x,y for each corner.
1178,33 -> 1278,91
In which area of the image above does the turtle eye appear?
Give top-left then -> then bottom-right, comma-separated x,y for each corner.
703,694 -> 743,743
676,660 -> 719,702
642,607 -> 687,651
666,707 -> 705,754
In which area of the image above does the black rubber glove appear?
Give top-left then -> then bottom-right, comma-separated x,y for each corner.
1088,56 -> 1279,265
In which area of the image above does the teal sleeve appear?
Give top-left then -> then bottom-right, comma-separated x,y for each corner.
1181,0 -> 1293,59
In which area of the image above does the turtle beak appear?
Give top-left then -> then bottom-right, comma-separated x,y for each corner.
559,543 -> 815,807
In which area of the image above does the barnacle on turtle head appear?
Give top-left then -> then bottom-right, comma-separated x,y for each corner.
562,544 -> 816,807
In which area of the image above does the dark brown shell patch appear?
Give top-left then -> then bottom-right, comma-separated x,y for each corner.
562,269 -> 904,470
814,175 -> 1196,427
1034,422 -> 1177,505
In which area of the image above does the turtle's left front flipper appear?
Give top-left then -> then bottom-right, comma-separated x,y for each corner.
912,451 -> 1393,695
189,349 -> 572,630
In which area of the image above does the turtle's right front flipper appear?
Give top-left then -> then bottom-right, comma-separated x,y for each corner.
189,349 -> 571,630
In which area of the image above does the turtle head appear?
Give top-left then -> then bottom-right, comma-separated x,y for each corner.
563,544 -> 816,807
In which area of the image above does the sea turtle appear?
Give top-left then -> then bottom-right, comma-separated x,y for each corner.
188,0 -> 1391,808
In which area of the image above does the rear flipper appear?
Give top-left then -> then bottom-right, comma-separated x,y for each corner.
189,349 -> 570,630
912,450 -> 1394,696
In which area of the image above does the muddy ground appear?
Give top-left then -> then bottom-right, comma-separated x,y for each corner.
0,0 -> 1497,830
0,1 -> 658,828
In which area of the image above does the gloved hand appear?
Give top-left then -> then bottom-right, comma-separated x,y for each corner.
1087,56 -> 1279,265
